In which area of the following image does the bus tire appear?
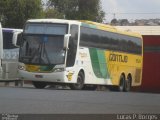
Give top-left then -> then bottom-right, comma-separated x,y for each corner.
124,76 -> 132,92
70,72 -> 84,90
32,81 -> 47,89
118,75 -> 125,92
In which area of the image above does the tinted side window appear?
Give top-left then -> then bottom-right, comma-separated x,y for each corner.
80,26 -> 142,55
66,25 -> 79,67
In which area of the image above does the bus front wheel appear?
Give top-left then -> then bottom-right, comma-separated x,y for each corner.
32,81 -> 47,89
70,72 -> 84,90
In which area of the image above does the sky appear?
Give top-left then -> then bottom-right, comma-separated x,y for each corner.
42,0 -> 160,23
101,0 -> 160,22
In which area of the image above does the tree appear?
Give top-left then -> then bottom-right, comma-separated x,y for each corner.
48,0 -> 105,22
111,18 -> 118,25
77,0 -> 105,22
120,19 -> 129,26
47,0 -> 78,19
0,0 -> 44,28
44,8 -> 64,19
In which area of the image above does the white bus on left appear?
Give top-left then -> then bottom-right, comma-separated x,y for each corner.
0,28 -> 22,85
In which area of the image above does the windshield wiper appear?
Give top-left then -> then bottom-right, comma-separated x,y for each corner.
32,42 -> 51,65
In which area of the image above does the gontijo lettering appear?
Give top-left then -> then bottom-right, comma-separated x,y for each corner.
109,54 -> 128,63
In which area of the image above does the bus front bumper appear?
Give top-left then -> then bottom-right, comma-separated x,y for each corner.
18,70 -> 70,83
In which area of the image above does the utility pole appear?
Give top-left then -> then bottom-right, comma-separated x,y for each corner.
113,13 -> 116,19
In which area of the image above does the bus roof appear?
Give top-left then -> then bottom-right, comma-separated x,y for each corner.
81,21 -> 142,38
27,19 -> 142,38
27,19 -> 81,25
2,28 -> 23,33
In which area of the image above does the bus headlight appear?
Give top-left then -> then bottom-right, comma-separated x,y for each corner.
18,65 -> 26,71
52,68 -> 65,72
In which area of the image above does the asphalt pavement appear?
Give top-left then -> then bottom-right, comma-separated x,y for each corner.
0,86 -> 159,114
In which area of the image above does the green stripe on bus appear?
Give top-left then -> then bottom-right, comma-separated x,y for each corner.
97,50 -> 109,79
89,48 -> 110,79
89,48 -> 101,78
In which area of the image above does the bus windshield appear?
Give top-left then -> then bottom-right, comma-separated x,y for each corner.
19,34 -> 65,65
19,23 -> 68,65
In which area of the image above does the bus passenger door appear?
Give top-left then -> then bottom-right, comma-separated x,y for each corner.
66,25 -> 79,67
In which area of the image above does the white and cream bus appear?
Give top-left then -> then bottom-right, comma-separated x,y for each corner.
18,19 -> 143,91
0,28 -> 22,83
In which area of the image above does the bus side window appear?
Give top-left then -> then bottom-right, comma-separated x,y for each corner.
66,25 -> 78,67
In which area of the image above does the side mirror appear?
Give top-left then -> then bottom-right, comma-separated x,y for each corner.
64,34 -> 71,50
12,31 -> 22,47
